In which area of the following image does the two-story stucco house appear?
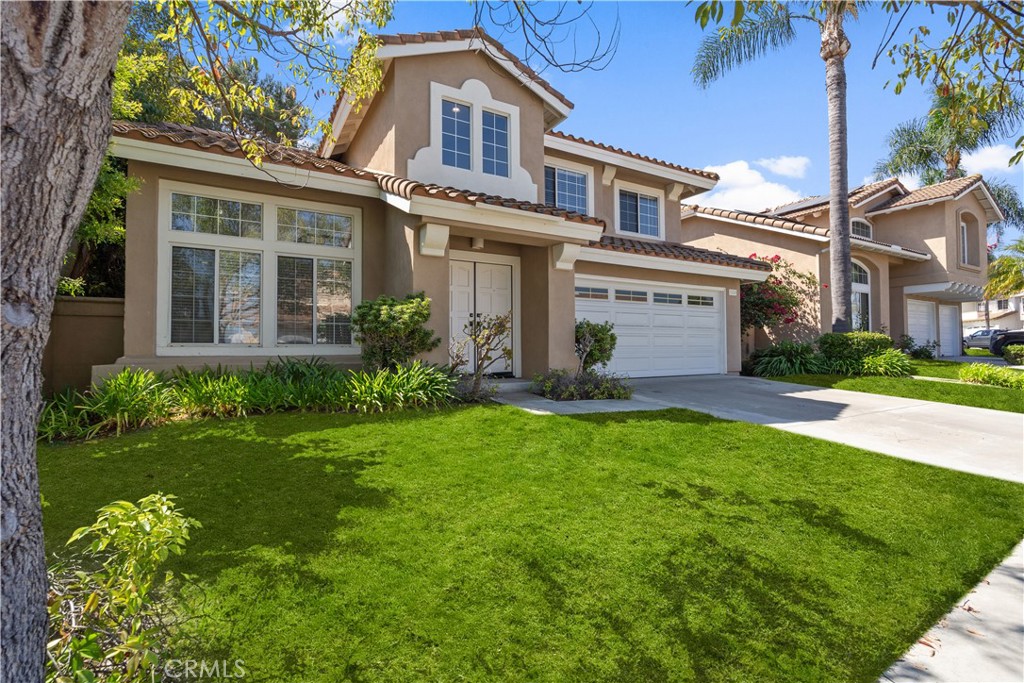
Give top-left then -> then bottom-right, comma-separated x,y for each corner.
96,28 -> 772,383
681,175 -> 1003,357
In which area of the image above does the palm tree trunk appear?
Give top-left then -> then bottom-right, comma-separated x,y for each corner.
1,3 -> 130,681
821,8 -> 852,333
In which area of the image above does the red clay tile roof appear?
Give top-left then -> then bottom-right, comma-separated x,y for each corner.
866,174 -> 987,213
548,131 -> 719,181
378,28 -> 573,110
683,204 -> 929,258
111,120 -> 602,226
769,177 -> 907,217
590,235 -> 771,272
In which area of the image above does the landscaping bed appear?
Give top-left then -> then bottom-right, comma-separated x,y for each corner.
40,406 -> 1024,682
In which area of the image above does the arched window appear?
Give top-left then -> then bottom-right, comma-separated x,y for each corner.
851,219 -> 872,239
851,261 -> 870,331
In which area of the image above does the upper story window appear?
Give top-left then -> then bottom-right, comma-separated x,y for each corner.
544,165 -> 588,214
997,299 -> 1010,311
441,99 -> 471,170
851,219 -> 872,239
960,214 -> 981,267
172,192 -> 263,239
482,110 -> 509,177
619,189 -> 660,237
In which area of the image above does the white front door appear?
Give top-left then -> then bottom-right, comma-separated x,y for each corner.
939,305 -> 960,357
907,300 -> 937,347
450,260 -> 514,374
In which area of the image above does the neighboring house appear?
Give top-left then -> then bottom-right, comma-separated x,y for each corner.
681,175 -> 1003,357
95,28 -> 771,383
963,293 -> 1024,332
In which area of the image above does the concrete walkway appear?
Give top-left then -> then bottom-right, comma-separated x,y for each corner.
497,375 -> 1024,483
496,376 -> 1024,681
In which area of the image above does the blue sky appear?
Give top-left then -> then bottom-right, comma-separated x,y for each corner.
316,1 -> 1022,212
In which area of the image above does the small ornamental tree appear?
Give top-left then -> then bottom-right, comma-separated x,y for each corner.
352,293 -> 441,370
741,254 -> 819,339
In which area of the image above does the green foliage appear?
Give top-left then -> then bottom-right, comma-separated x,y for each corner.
574,320 -> 617,373
56,277 -> 86,297
823,357 -> 864,376
39,361 -> 457,442
818,332 -> 894,363
860,349 -> 913,378
353,293 -> 441,370
752,341 -> 827,377
67,156 -> 141,284
1002,345 -> 1024,366
985,238 -> 1024,300
959,363 -> 1024,390
740,255 -> 819,334
691,1 -> 796,89
47,494 -> 198,683
894,335 -> 940,360
531,368 -> 633,401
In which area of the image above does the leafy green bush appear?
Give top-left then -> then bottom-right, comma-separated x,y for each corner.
38,389 -> 95,442
752,341 -> 827,377
531,368 -> 633,401
172,369 -> 252,418
575,320 -> 617,373
353,293 -> 441,370
958,363 -> 1024,390
861,349 -> 913,377
894,334 -> 940,360
345,362 -> 455,412
817,332 -> 892,363
1002,345 -> 1024,366
82,368 -> 172,435
47,494 -> 199,683
823,357 -> 863,376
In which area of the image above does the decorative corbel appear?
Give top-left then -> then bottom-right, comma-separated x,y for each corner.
418,223 -> 449,257
551,242 -> 582,271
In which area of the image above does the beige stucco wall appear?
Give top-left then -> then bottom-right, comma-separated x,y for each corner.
44,297 -> 124,393
574,261 -> 744,373
342,51 -> 548,196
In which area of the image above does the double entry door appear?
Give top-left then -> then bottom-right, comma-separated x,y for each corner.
450,259 -> 514,375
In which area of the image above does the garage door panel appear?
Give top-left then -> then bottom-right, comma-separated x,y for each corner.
575,278 -> 725,377
907,300 -> 937,345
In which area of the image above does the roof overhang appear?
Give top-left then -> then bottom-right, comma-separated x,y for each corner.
546,134 -> 718,191
849,238 -> 931,261
112,136 -> 380,198
577,246 -> 771,282
323,37 -> 573,157
865,180 -> 1006,224
904,281 -> 985,302
380,191 -> 603,244
852,182 -> 908,209
681,209 -> 828,242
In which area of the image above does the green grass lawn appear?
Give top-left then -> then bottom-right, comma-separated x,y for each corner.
40,407 -> 1024,682
771,359 -> 1023,413
965,348 -> 995,357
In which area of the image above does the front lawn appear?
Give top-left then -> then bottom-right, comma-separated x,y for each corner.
40,407 -> 1024,682
909,358 -> 968,379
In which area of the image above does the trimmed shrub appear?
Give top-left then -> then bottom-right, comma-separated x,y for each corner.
861,349 -> 913,377
752,341 -> 827,377
353,293 -> 441,370
575,320 -> 617,373
894,334 -> 940,360
1002,345 -> 1024,366
531,369 -> 633,401
81,368 -> 172,436
817,332 -> 892,363
958,363 -> 1024,390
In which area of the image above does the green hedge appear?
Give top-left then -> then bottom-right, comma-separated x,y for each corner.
817,332 -> 893,363
39,360 -> 456,442
958,363 -> 1024,390
1003,345 -> 1024,366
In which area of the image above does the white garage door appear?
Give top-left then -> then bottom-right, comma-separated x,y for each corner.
575,278 -> 725,377
907,300 -> 937,347
938,305 -> 960,357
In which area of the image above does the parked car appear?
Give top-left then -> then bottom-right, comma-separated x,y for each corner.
963,328 -> 1008,350
989,330 -> 1024,356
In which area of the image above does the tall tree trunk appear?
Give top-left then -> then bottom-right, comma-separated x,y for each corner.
1,3 -> 130,682
821,8 -> 852,333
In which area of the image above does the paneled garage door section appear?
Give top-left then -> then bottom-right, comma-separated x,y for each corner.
907,300 -> 937,347
575,278 -> 725,377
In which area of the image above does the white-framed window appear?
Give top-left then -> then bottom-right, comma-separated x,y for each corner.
653,292 -> 683,305
409,80 -> 535,199
614,180 -> 664,239
574,286 -> 608,300
157,181 -> 362,356
544,157 -> 592,216
441,99 -> 471,170
997,299 -> 1010,311
482,110 -> 509,177
851,218 -> 872,239
959,213 -> 981,267
615,289 -> 648,303
687,295 -> 715,307
851,260 -> 871,331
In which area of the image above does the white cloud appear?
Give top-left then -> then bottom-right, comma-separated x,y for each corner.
963,144 -> 1016,175
754,155 -> 811,179
698,160 -> 803,211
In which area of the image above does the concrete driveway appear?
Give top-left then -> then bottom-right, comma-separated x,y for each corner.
499,375 -> 1023,483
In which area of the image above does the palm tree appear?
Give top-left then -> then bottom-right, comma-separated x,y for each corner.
875,88 -> 1024,241
693,1 -> 859,333
985,237 -> 1024,300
